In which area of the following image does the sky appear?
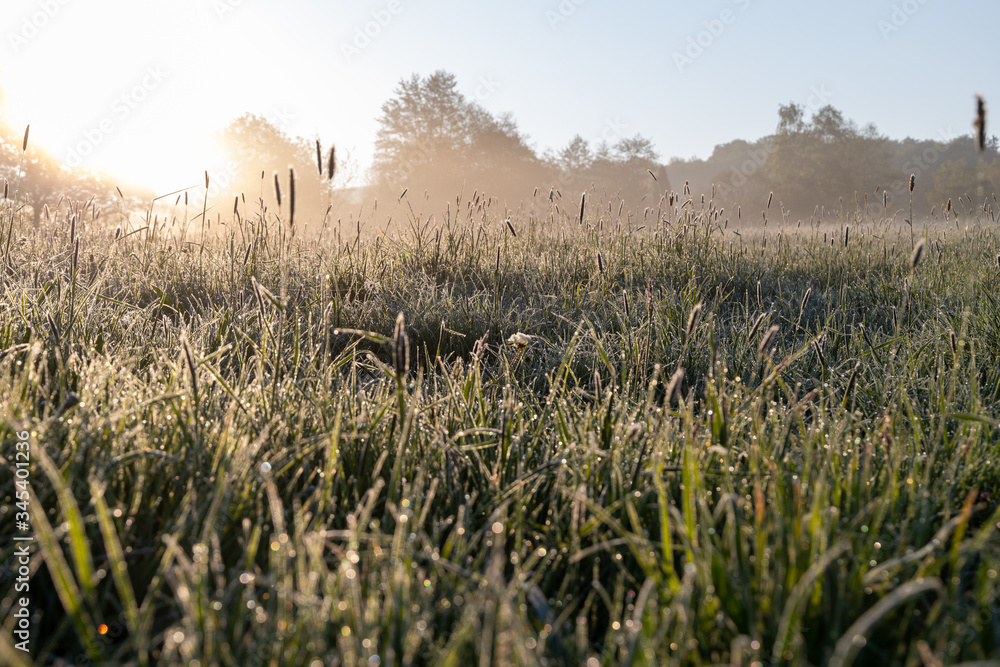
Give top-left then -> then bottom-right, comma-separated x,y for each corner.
0,0 -> 996,194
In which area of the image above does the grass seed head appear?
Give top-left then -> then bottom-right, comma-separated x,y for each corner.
812,339 -> 826,370
289,167 -> 296,229
180,333 -> 198,403
393,312 -> 409,377
759,324 -> 780,356
273,173 -> 282,207
665,368 -> 684,406
799,287 -> 812,317
909,174 -> 915,193
910,239 -> 925,271
748,310 -> 768,340
685,302 -> 703,340
975,95 -> 986,153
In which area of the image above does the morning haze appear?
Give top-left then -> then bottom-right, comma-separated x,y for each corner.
0,2 -> 999,665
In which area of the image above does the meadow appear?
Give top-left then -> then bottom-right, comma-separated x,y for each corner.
1,183 -> 999,666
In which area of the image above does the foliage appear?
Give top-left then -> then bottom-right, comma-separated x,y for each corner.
215,113 -> 337,221
0,181 -> 999,665
371,70 -> 543,206
552,134 -> 671,209
0,125 -> 121,229
767,103 -> 898,215
671,105 -> 1000,221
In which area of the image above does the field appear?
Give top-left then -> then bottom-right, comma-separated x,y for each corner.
1,189 -> 1000,666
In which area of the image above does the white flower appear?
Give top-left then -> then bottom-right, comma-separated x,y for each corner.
507,332 -> 532,349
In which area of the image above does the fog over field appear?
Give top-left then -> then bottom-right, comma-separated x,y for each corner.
1,2 -> 999,666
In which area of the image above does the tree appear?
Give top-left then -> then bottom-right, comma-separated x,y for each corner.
215,113 -> 333,219
927,158 -> 997,210
551,133 -> 671,210
371,71 -> 543,206
768,103 -> 896,215
557,135 -> 592,173
0,124 -> 116,230
708,138 -> 775,207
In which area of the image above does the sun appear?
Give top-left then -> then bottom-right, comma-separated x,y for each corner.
0,0 -> 245,196
2,75 -> 231,197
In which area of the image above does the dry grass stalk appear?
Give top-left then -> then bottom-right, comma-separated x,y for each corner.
393,312 -> 409,377
975,95 -> 986,153
748,311 -> 768,340
759,324 -> 780,355
289,167 -> 296,229
180,333 -> 198,405
685,302 -> 702,341
812,339 -> 826,370
665,368 -> 684,407
910,239 -> 925,271
798,287 -> 812,323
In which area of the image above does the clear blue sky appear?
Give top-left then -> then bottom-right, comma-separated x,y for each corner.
0,0 -> 996,191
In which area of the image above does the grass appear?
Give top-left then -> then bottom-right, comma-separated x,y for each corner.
0,183 -> 999,666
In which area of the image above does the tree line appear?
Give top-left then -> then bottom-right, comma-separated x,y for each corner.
369,70 -> 669,213
1,72 -> 996,228
671,102 -> 999,219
